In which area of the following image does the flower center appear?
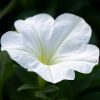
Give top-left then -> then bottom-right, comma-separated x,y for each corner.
38,55 -> 48,65
37,53 -> 56,65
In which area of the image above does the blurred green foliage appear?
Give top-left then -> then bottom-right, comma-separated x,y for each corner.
0,0 -> 100,100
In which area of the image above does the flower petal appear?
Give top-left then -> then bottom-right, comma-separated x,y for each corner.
56,44 -> 99,73
26,13 -> 54,39
6,49 -> 37,69
29,62 -> 75,83
49,13 -> 91,57
49,63 -> 75,83
1,31 -> 23,50
68,61 -> 96,73
14,20 -> 43,57
25,14 -> 55,59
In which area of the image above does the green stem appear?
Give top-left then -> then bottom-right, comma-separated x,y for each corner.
38,77 -> 45,89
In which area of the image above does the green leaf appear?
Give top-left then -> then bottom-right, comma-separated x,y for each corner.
0,51 -> 15,100
17,84 -> 38,91
35,90 -> 49,99
0,51 -> 15,84
43,85 -> 59,93
34,85 -> 59,100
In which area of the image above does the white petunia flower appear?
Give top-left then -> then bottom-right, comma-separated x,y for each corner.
1,13 -> 99,83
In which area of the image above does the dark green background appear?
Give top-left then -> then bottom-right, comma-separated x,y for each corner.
0,0 -> 100,100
